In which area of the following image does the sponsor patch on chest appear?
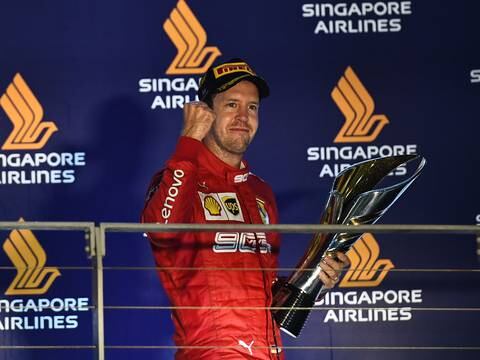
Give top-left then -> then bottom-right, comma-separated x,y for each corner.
198,192 -> 245,222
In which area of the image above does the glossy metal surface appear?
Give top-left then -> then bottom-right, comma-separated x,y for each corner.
272,155 -> 426,337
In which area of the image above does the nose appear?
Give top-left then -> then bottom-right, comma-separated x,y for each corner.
236,105 -> 249,122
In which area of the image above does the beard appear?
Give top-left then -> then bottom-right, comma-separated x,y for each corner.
210,127 -> 253,155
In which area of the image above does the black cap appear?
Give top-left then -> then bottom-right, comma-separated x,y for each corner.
197,58 -> 269,103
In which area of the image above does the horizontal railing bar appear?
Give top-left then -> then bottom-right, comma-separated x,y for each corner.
1,345 -> 478,351
0,221 -> 95,231
101,223 -> 480,234
0,222 -> 476,234
100,266 -> 480,272
1,306 -> 479,313
102,306 -> 480,311
0,306 -> 96,311
0,345 -> 96,349
0,266 -> 93,270
1,266 -> 478,273
1,305 -> 478,311
104,345 -> 480,351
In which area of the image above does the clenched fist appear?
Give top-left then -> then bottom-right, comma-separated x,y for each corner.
181,101 -> 216,141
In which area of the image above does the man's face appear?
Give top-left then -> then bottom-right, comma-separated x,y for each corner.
205,80 -> 259,156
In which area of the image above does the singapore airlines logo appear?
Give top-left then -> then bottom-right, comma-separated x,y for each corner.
0,73 -> 58,150
164,0 -> 221,75
339,233 -> 394,287
332,67 -> 389,143
3,220 -> 60,295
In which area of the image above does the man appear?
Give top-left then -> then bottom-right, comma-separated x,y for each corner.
142,58 -> 349,359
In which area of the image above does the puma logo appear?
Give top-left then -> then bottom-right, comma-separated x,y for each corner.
238,339 -> 254,355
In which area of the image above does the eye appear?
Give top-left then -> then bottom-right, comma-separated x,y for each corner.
249,104 -> 258,112
227,102 -> 237,108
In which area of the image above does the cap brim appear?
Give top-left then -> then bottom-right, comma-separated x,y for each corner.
245,75 -> 270,99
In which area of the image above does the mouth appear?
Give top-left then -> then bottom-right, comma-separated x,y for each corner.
229,127 -> 250,133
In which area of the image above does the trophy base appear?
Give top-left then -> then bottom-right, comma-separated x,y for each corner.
272,282 -> 316,338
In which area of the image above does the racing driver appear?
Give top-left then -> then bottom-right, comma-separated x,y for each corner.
142,58 -> 350,359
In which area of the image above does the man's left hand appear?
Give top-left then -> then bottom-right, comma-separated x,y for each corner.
318,252 -> 350,289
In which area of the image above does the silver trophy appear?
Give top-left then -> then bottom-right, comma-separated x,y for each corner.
271,154 -> 426,337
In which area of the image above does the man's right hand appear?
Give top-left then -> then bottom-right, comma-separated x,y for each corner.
181,101 -> 216,141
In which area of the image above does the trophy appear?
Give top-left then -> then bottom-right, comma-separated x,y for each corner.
271,154 -> 426,337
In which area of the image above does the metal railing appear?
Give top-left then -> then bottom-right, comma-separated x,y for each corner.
0,222 -> 479,359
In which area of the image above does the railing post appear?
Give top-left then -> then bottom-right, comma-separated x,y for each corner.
92,225 -> 105,360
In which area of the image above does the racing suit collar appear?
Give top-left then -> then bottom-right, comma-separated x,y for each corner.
200,143 -> 250,185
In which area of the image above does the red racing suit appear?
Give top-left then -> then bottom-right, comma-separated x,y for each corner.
142,136 -> 284,359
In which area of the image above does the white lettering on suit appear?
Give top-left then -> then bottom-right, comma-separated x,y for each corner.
161,169 -> 185,223
213,232 -> 271,253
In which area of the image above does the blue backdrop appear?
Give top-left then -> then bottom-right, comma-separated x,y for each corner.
0,0 -> 479,359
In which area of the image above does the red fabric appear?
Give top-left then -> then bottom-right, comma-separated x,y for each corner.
142,136 -> 284,360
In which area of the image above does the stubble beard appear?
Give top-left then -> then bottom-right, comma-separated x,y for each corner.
211,127 -> 252,156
